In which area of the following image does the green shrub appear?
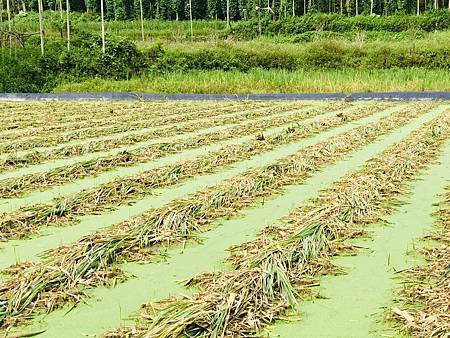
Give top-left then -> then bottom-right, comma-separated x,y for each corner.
230,11 -> 450,39
0,32 -> 145,92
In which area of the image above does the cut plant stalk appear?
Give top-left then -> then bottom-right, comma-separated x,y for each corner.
389,187 -> 449,337
1,101 -> 290,153
0,103 -> 436,329
0,100 -> 231,132
0,102 -> 386,240
0,99 -> 239,121
105,111 -> 450,338
0,102 -> 332,197
0,100 -> 285,157
0,100 -> 259,142
0,101 -> 320,173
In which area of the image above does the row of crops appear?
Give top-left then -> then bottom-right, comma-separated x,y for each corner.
0,100 -> 448,337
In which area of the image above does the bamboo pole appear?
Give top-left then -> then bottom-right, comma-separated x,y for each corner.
0,0 -> 3,27
6,0 -> 11,52
417,0 -> 419,15
292,0 -> 295,15
370,0 -> 373,14
257,6 -> 261,34
38,0 -> 44,55
66,0 -> 70,50
59,0 -> 63,19
100,0 -> 105,53
0,0 -> 3,50
139,0 -> 144,41
355,0 -> 358,15
226,0 -> 230,28
189,0 -> 193,41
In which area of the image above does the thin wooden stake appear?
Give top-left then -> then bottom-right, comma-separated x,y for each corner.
59,0 -> 63,19
100,0 -> 105,53
6,0 -> 11,53
0,0 -> 3,27
66,0 -> 70,50
189,0 -> 193,41
226,0 -> 230,27
139,0 -> 144,41
37,0 -> 44,55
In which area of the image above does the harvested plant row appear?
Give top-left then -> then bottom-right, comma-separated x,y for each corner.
0,102 -> 320,173
0,101 -> 294,153
0,102 -> 387,239
105,110 -> 450,338
0,101 -> 246,132
0,102 -> 332,197
0,102 -> 434,329
0,101 -> 258,141
390,186 -> 450,337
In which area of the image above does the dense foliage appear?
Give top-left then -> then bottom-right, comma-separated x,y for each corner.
3,0 -> 450,22
0,33 -> 143,92
146,40 -> 450,71
1,31 -> 449,92
230,11 -> 450,38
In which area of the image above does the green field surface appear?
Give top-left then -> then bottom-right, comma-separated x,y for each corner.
0,100 -> 448,337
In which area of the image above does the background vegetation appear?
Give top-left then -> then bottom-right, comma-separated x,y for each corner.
1,9 -> 449,93
6,0 -> 450,21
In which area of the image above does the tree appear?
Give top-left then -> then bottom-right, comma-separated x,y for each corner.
207,0 -> 222,18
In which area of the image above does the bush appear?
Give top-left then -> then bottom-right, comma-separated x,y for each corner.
139,40 -> 449,72
0,32 -> 145,92
230,11 -> 450,39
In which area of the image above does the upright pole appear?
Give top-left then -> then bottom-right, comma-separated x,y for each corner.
38,0 -> 44,55
59,0 -> 63,18
0,0 -> 3,27
370,0 -> 373,14
6,0 -> 11,52
416,0 -> 419,15
189,0 -> 193,41
340,0 -> 343,13
258,7 -> 261,35
139,0 -> 144,41
66,0 -> 70,50
100,0 -> 105,53
355,0 -> 358,15
292,0 -> 295,15
226,0 -> 230,28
